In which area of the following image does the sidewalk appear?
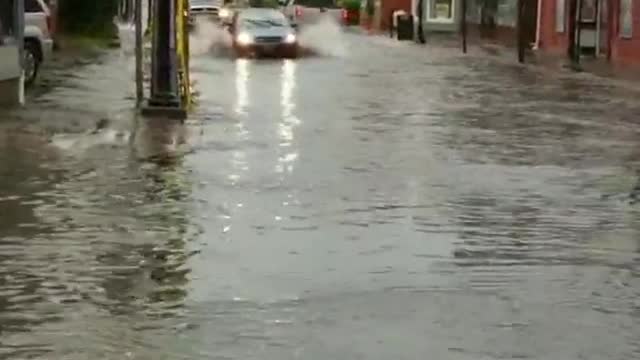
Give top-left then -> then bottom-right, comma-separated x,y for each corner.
478,43 -> 640,92
355,23 -> 640,92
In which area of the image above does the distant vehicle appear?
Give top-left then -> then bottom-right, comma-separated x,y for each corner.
24,0 -> 54,86
230,8 -> 298,58
189,0 -> 223,27
278,0 -> 300,28
278,0 -> 341,28
219,0 -> 250,27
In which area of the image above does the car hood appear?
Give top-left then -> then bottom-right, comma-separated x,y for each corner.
190,0 -> 221,8
240,26 -> 293,38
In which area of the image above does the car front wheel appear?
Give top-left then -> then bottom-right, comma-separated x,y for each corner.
24,41 -> 41,86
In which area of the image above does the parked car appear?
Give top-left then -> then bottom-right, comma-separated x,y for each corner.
219,0 -> 250,27
24,0 -> 54,86
278,0 -> 342,28
230,8 -> 298,58
189,0 -> 223,28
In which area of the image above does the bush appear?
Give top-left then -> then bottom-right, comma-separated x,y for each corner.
340,0 -> 360,11
58,0 -> 119,37
249,0 -> 280,7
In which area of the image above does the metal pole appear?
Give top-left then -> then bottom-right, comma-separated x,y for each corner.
16,0 -> 25,63
461,0 -> 467,53
149,0 -> 180,107
135,0 -> 144,107
517,0 -> 525,63
16,0 -> 25,105
146,0 -> 154,36
416,0 -> 425,43
574,0 -> 583,65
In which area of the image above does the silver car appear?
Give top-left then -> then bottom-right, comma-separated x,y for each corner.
189,0 -> 223,27
230,8 -> 298,58
24,0 -> 54,85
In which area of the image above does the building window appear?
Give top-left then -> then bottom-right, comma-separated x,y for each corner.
428,0 -> 455,23
620,0 -> 633,38
556,0 -> 565,32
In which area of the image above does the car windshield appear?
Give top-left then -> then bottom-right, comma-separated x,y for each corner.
240,13 -> 287,27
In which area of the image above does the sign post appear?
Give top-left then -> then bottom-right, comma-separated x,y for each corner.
135,0 -> 144,107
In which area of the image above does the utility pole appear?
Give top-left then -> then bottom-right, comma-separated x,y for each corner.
461,0 -> 467,53
143,0 -> 184,118
16,0 -> 25,105
573,0 -> 583,66
416,0 -> 425,43
516,0 -> 525,63
135,0 -> 144,107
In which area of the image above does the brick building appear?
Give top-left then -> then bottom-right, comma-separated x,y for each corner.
538,0 -> 640,65
461,0 -> 538,47
362,0 -> 413,31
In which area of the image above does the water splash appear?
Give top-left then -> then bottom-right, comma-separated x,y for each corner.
190,17 -> 233,57
298,14 -> 347,58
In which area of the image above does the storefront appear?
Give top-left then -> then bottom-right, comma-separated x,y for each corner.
0,0 -> 24,106
539,0 -> 640,65
422,0 -> 460,32
610,0 -> 640,64
464,0 -> 529,45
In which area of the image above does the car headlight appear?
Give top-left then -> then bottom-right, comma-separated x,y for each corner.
219,8 -> 230,18
284,33 -> 296,44
237,33 -> 253,45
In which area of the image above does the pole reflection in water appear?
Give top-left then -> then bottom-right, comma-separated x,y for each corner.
277,59 -> 299,174
131,117 -> 189,164
234,59 -> 250,116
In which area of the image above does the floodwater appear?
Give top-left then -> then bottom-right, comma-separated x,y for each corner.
1,16 -> 640,360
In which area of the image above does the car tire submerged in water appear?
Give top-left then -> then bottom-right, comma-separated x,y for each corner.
283,46 -> 298,59
284,50 -> 298,59
24,41 -> 41,87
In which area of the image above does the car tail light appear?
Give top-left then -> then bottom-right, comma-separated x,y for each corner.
295,6 -> 302,17
341,9 -> 347,19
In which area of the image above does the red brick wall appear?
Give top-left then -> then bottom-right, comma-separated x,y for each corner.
539,0 -> 640,64
610,0 -> 640,64
539,0 -> 569,54
380,0 -> 412,30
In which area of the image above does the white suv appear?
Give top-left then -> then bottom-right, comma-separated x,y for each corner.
24,0 -> 54,86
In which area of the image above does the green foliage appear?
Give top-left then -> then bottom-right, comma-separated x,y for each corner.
58,0 -> 119,37
365,0 -> 374,16
249,0 -> 280,8
296,0 -> 339,8
340,0 -> 360,11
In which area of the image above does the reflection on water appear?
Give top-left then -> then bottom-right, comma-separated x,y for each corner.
277,60 -> 299,174
234,59 -> 250,116
2,28 -> 640,359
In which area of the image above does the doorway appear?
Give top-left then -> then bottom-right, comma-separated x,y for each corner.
569,0 -> 610,58
521,0 -> 539,47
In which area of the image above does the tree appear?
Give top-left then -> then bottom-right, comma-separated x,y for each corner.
58,0 -> 119,36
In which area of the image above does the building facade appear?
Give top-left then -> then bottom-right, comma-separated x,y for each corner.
463,0 -> 538,47
0,0 -> 24,107
538,0 -> 640,65
421,0 -> 462,32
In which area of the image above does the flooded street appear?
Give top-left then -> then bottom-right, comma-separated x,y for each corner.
1,18 -> 640,359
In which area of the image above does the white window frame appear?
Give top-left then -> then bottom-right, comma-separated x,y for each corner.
426,0 -> 456,24
620,0 -> 633,39
556,0 -> 566,32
